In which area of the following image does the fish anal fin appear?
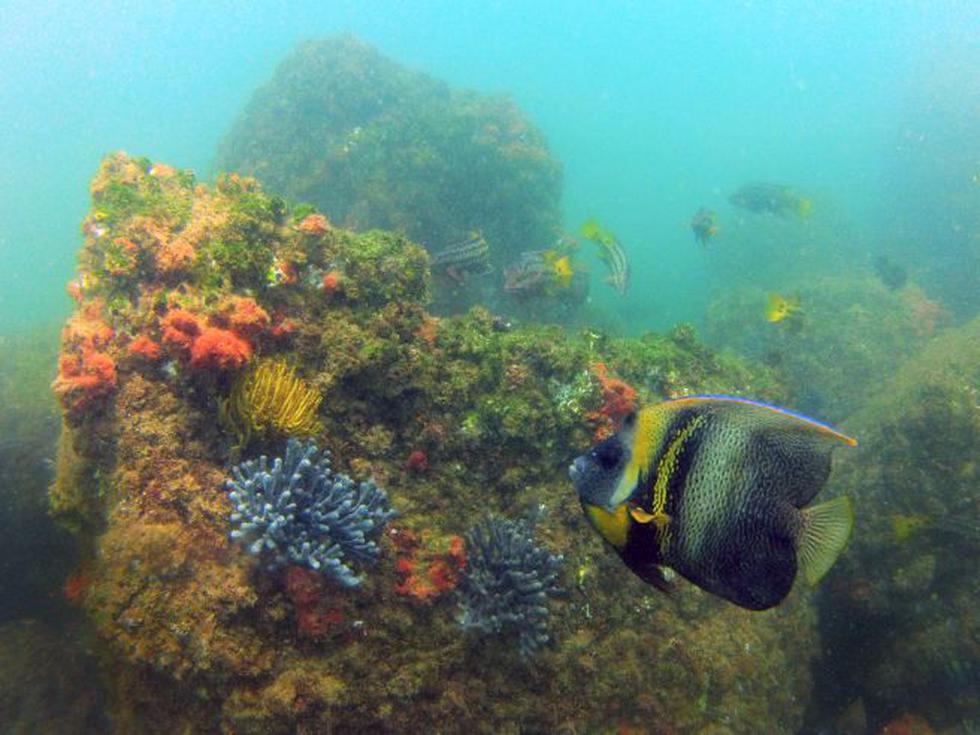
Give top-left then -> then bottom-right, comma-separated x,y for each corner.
631,562 -> 674,594
798,496 -> 854,585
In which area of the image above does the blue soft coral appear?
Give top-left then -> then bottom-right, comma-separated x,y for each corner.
226,439 -> 395,587
457,514 -> 564,659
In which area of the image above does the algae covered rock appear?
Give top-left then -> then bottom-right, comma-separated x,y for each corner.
705,275 -> 941,422
215,35 -> 562,273
815,317 -> 980,730
50,153 -> 819,733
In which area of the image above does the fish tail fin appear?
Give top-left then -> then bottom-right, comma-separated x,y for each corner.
796,197 -> 813,219
797,496 -> 853,584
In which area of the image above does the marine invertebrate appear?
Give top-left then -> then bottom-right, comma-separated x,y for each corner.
390,528 -> 466,604
405,449 -> 428,474
160,308 -> 202,359
226,439 -> 395,587
127,335 -> 163,362
222,359 -> 322,443
190,327 -> 252,371
586,362 -> 637,440
218,295 -> 271,339
52,348 -> 117,414
457,514 -> 564,659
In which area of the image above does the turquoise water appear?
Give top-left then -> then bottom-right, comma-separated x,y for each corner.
3,2 -> 978,332
1,3 -> 978,733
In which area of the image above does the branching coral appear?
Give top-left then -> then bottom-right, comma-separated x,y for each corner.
457,514 -> 564,659
226,439 -> 395,587
222,359 -> 322,443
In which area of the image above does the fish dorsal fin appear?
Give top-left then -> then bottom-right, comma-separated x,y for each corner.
665,395 -> 857,448
797,496 -> 854,584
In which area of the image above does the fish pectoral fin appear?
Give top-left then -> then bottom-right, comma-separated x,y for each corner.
629,507 -> 670,532
797,496 -> 854,585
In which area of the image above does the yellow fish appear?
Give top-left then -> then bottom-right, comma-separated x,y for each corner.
551,255 -> 573,288
766,293 -> 803,323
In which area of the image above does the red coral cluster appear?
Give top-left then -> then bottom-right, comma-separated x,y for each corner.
216,296 -> 271,340
53,348 -> 117,414
127,335 -> 163,362
389,528 -> 466,604
53,303 -> 118,414
283,566 -> 347,639
586,362 -> 638,440
159,304 -> 262,371
405,449 -> 428,474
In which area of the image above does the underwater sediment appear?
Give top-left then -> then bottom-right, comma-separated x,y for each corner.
51,152 -> 826,733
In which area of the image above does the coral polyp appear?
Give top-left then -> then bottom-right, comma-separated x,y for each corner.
222,358 -> 322,443
226,439 -> 395,587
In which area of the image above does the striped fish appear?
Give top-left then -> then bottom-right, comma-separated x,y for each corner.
569,395 -> 856,610
430,231 -> 491,283
580,218 -> 629,295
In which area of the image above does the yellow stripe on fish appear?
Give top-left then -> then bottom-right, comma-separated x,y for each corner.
570,394 -> 857,610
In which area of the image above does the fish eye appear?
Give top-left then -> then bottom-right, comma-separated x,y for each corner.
594,441 -> 623,469
623,411 -> 637,428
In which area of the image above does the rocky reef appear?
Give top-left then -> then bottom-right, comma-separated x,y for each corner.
812,317 -> 980,733
215,35 -> 563,316
51,152 -> 824,733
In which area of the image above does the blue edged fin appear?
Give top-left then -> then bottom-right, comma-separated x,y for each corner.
664,394 -> 858,447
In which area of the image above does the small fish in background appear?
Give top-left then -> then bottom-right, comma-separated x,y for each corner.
542,250 -> 574,288
766,292 -> 804,328
569,395 -> 856,610
872,254 -> 908,291
579,218 -> 630,295
729,183 -> 813,219
503,249 -> 579,296
430,231 -> 492,284
890,512 -> 979,545
690,207 -> 719,246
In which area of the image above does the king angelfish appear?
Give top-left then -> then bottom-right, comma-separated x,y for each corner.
568,395 -> 856,610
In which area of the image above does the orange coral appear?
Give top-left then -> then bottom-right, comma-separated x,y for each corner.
128,335 -> 163,362
321,270 -> 343,295
297,213 -> 331,236
390,528 -> 466,604
53,348 -> 117,413
190,327 -> 252,371
161,308 -> 202,359
218,296 -> 270,340
586,362 -> 637,440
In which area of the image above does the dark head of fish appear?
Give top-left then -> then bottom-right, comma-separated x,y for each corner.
569,422 -> 634,511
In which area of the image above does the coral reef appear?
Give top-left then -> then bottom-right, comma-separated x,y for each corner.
457,514 -> 564,659
227,439 -> 395,586
49,153 -> 821,733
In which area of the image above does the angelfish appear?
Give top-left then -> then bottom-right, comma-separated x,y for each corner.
569,395 -> 856,610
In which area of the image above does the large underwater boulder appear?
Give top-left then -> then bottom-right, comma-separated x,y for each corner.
50,152 -> 826,733
215,35 -> 563,310
813,317 -> 980,732
705,275 -> 944,423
